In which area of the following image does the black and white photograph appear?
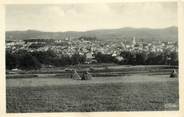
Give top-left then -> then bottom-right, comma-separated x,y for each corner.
5,2 -> 180,113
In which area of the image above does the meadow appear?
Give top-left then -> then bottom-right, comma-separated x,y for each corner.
6,74 -> 179,112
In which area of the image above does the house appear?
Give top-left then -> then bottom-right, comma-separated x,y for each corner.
115,56 -> 124,62
85,52 -> 97,64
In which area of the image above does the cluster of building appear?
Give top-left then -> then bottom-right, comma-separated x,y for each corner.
6,36 -> 178,60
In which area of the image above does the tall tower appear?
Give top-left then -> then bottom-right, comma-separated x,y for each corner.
132,36 -> 136,45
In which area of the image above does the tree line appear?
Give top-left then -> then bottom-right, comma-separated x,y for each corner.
6,49 -> 178,70
95,51 -> 178,65
6,50 -> 86,70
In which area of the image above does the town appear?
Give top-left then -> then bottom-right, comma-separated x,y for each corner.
6,36 -> 178,70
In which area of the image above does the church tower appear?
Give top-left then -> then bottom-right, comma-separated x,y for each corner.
132,36 -> 136,45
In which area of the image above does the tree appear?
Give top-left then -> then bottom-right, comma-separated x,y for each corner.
170,52 -> 178,65
17,53 -> 41,70
135,52 -> 147,65
6,50 -> 16,70
120,51 -> 136,65
71,53 -> 86,65
94,52 -> 115,63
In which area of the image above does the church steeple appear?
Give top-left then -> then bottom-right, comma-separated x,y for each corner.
132,36 -> 136,45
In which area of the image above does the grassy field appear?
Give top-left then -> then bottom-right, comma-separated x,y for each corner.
6,76 -> 179,112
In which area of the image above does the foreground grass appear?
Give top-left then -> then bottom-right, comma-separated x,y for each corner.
6,81 -> 178,112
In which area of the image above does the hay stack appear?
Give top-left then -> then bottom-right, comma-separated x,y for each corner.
81,71 -> 92,80
170,69 -> 177,78
72,70 -> 81,80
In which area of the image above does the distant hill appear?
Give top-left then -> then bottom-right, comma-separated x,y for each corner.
6,26 -> 178,42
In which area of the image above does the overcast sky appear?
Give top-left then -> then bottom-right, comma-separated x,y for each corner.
6,2 -> 177,32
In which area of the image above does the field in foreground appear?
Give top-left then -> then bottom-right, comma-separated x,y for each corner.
6,75 -> 179,112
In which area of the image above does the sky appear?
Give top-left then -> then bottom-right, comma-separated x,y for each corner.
6,2 -> 177,32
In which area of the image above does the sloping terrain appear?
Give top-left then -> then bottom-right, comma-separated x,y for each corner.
6,26 -> 178,42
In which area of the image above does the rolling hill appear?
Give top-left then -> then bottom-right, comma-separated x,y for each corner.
6,26 -> 178,42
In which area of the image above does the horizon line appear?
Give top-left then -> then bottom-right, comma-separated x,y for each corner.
6,26 -> 177,32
